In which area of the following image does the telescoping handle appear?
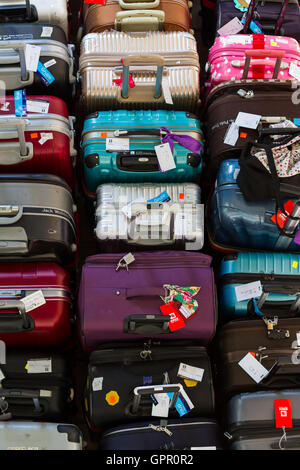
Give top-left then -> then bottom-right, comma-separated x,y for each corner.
0,117 -> 33,164
0,0 -> 36,22
123,314 -> 171,335
0,300 -> 31,331
121,55 -> 165,100
0,41 -> 31,82
132,384 -> 182,414
242,49 -> 285,79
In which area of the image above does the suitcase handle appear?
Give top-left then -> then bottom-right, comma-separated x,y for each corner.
117,153 -> 160,172
123,314 -> 171,335
115,10 -> 165,32
0,300 -> 32,331
114,129 -> 161,137
121,55 -> 165,100
0,117 -> 34,164
119,0 -> 160,10
126,287 -> 165,298
242,49 -> 285,79
0,0 -> 37,22
0,41 -> 32,83
260,358 -> 300,386
0,205 -> 23,225
132,383 -> 182,414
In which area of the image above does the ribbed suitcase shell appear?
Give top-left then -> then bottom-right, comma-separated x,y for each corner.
0,422 -> 83,450
79,31 -> 200,114
81,109 -> 203,195
219,252 -> 300,320
95,182 -> 203,251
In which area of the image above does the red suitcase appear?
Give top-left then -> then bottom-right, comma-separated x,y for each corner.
0,262 -> 72,348
0,96 -> 76,188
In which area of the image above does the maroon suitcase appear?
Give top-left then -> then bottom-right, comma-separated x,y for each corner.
0,262 -> 72,348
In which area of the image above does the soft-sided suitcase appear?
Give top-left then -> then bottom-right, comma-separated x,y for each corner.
95,183 -> 204,251
0,23 -> 75,99
81,110 -> 203,195
78,251 -> 217,349
0,421 -> 83,450
216,317 -> 300,401
219,252 -> 300,321
226,390 -> 300,450
79,31 -> 200,114
85,343 -> 215,430
0,0 -> 70,39
0,349 -> 72,420
0,96 -> 76,187
209,159 -> 300,252
216,0 -> 300,42
0,174 -> 77,263
100,418 -> 222,450
0,262 -> 72,347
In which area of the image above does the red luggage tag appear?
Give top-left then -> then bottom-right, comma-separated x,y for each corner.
270,200 -> 295,229
113,59 -> 136,88
274,399 -> 293,429
160,301 -> 186,332
84,0 -> 107,4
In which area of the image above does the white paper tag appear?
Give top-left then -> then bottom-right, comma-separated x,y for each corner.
106,137 -> 129,151
0,369 -> 4,383
43,59 -> 56,69
151,393 -> 170,418
40,390 -> 52,397
41,26 -> 53,38
179,304 -> 194,320
26,99 -> 49,114
297,332 -> 300,347
235,112 -> 261,129
217,17 -> 243,36
26,358 -> 52,374
39,132 -> 53,145
25,44 -> 41,72
178,363 -> 204,382
235,281 -> 262,302
224,122 -> 239,146
233,168 -> 240,180
238,353 -> 269,383
21,290 -> 46,313
162,77 -> 173,105
179,388 -> 194,412
92,377 -> 103,392
289,62 -> 300,81
154,143 -> 176,172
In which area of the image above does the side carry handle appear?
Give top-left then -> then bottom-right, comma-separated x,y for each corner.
0,300 -> 31,331
123,314 -> 170,335
0,117 -> 33,164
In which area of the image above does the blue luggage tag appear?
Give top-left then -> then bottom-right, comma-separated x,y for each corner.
241,17 -> 263,33
167,390 -> 194,417
36,61 -> 55,86
14,89 -> 27,116
147,191 -> 171,203
293,119 -> 300,126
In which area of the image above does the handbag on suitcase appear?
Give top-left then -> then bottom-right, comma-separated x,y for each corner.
78,251 -> 217,349
95,183 -> 204,251
79,31 -> 200,115
81,109 -> 203,196
85,342 -> 215,430
0,174 -> 77,263
0,96 -> 76,187
226,389 -> 300,450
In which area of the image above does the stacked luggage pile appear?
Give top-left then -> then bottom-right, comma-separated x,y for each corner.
0,0 -> 299,451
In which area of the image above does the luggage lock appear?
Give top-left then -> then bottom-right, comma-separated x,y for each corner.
262,316 -> 290,339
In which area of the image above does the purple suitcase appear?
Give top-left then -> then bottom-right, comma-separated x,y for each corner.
78,251 -> 217,350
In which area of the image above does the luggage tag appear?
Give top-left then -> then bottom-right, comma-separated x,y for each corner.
43,59 -> 56,69
233,0 -> 250,11
167,388 -> 194,417
41,27 -> 53,38
289,63 -> 300,81
36,61 -> 55,87
25,44 -> 41,72
275,399 -> 293,429
26,99 -> 49,114
177,363 -> 204,383
270,200 -> 296,229
14,89 -> 27,116
217,17 -> 244,36
161,77 -> 173,105
160,302 -> 186,332
241,16 -> 263,34
113,59 -> 135,88
235,281 -> 262,302
25,358 -> 52,374
154,143 -> 176,172
238,352 -> 269,383
21,290 -> 46,313
84,0 -> 107,3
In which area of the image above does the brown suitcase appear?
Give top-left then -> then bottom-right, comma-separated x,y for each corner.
83,0 -> 192,34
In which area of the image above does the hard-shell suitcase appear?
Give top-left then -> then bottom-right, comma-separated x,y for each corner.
100,418 -> 222,450
216,317 -> 300,401
0,24 -> 75,99
81,109 -> 203,196
216,0 -> 300,42
206,34 -> 300,95
219,252 -> 300,321
95,183 -> 204,251
226,389 -> 300,450
78,251 -> 217,349
83,0 -> 192,34
0,262 -> 72,347
0,174 -> 77,263
209,159 -> 300,252
79,31 -> 200,115
0,421 -> 83,450
0,0 -> 70,39
0,349 -> 72,420
85,343 -> 215,430
0,96 -> 76,187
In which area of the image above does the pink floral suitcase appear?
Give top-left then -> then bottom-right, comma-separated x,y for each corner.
205,34 -> 300,95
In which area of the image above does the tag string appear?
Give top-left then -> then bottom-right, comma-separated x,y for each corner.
279,426 -> 287,450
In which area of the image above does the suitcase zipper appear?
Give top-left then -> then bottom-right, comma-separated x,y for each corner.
86,253 -> 211,268
220,273 -> 300,292
0,288 -> 72,302
103,421 -> 216,438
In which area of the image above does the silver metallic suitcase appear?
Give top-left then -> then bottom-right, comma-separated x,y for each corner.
79,31 -> 200,114
0,422 -> 83,450
95,182 -> 204,250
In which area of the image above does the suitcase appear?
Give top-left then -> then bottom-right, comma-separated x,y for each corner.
0,421 -> 83,450
0,261 -> 72,347
206,34 -> 300,95
205,80 -> 300,176
219,252 -> 300,321
0,0 -> 70,39
216,0 -> 300,42
0,349 -> 72,420
226,390 -> 300,450
216,317 -> 300,400
85,343 -> 215,430
79,31 -> 200,115
100,418 -> 222,450
95,183 -> 204,251
0,23 -> 75,99
209,159 -> 300,252
81,109 -> 203,196
83,0 -> 192,34
78,251 -> 217,349
0,96 -> 76,187
0,174 -> 77,264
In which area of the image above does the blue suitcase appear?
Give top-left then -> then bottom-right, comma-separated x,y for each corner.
81,110 -> 203,196
209,160 -> 300,252
219,252 -> 300,320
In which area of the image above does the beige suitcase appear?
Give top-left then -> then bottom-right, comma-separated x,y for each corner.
79,31 -> 200,115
